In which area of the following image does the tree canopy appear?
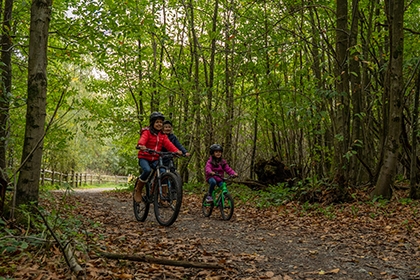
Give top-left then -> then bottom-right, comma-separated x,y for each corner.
1,0 -> 420,207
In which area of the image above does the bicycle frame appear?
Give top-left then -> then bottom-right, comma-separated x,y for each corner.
210,181 -> 229,207
146,152 -> 174,198
202,175 -> 235,220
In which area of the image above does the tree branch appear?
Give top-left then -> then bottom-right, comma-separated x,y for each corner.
36,208 -> 84,274
96,250 -> 224,269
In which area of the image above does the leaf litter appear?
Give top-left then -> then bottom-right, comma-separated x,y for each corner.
2,189 -> 420,279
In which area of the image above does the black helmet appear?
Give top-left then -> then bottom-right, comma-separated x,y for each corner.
209,144 -> 223,155
149,111 -> 165,125
163,120 -> 172,126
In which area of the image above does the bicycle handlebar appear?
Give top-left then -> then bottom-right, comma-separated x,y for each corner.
136,146 -> 185,158
213,173 -> 237,181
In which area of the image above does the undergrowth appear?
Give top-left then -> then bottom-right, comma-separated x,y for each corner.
0,191 -> 99,277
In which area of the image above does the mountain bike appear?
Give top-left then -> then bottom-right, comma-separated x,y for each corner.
202,174 -> 235,220
133,149 -> 182,226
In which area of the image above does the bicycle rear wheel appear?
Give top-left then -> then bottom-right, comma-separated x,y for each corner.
133,178 -> 150,222
219,193 -> 234,220
154,172 -> 182,226
202,193 -> 214,217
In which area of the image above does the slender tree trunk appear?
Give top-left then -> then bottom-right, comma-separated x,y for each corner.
15,0 -> 52,208
150,2 -> 159,112
157,3 -> 166,111
206,0 -> 218,147
186,0 -> 203,182
137,39 -> 145,128
223,2 -> 235,163
334,0 -> 350,183
372,0 -> 404,199
348,0 -> 362,183
250,90 -> 258,179
309,5 -> 326,177
375,0 -> 389,183
0,0 -> 13,214
133,1 -> 145,128
359,0 -> 379,183
409,68 -> 420,199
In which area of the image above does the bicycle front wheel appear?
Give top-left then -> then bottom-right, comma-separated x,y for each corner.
133,178 -> 150,222
154,172 -> 182,226
220,193 -> 234,220
202,193 -> 214,217
173,170 -> 183,189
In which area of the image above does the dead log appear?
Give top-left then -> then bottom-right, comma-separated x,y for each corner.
96,250 -> 224,269
236,179 -> 267,190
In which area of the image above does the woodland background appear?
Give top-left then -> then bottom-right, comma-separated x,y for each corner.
0,0 -> 420,211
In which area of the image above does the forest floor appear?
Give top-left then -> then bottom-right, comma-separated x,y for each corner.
4,187 -> 420,280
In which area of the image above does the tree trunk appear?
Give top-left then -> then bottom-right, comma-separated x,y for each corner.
359,0 -> 380,184
206,0 -> 218,147
0,0 -> 13,214
223,2 -> 234,163
372,0 -> 404,199
186,0 -> 203,182
137,39 -> 145,128
15,0 -> 52,208
409,67 -> 420,199
348,0 -> 362,184
334,0 -> 350,183
150,2 -> 159,112
308,6 -> 326,178
250,90 -> 258,179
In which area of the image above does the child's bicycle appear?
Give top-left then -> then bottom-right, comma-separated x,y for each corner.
133,149 -> 183,226
202,174 -> 235,220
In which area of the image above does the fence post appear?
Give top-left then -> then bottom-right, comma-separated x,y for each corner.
51,170 -> 55,185
41,169 -> 45,186
72,171 -> 75,188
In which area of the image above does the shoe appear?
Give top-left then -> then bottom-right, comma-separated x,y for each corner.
134,179 -> 146,202
206,195 -> 213,202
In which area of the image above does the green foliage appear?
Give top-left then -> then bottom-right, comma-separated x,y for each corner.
0,219 -> 29,256
254,183 -> 295,208
4,0 -> 420,198
0,191 -> 105,275
316,205 -> 336,220
182,182 -> 205,194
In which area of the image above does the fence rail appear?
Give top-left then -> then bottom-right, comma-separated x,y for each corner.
40,169 -> 129,187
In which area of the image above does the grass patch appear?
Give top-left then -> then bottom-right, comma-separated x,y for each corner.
40,182 -> 130,192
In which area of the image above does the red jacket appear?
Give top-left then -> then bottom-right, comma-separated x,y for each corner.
137,128 -> 179,161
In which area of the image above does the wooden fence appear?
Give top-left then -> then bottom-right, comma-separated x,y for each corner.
40,169 -> 129,187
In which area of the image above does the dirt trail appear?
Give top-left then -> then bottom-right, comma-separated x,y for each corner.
55,188 -> 419,280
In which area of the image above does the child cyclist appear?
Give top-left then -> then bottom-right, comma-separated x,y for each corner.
162,120 -> 190,156
204,144 -> 238,202
135,112 -> 182,202
162,120 -> 190,166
